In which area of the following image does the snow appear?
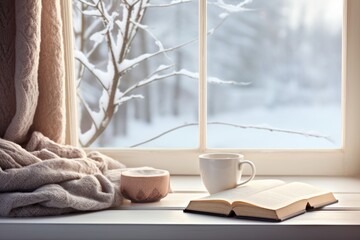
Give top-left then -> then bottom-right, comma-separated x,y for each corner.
79,123 -> 96,146
210,0 -> 253,13
155,65 -> 173,73
75,50 -> 114,89
78,0 -> 97,7
116,94 -> 144,105
207,105 -> 340,149
146,0 -> 192,8
219,12 -> 229,19
176,69 -> 198,78
74,0 -> 342,150
131,20 -> 165,51
119,53 -> 154,72
104,51 -> 115,89
82,9 -> 101,17
107,12 -> 119,32
114,89 -> 123,104
99,89 -> 109,110
93,105 -> 341,149
90,31 -> 105,44
175,69 -> 251,86
115,20 -> 125,59
208,76 -> 251,86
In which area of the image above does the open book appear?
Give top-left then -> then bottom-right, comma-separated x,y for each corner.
184,180 -> 337,222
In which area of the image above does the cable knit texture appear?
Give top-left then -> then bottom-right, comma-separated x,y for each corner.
2,0 -> 65,144
0,1 -> 127,217
4,0 -> 41,143
33,0 -> 65,144
0,132 -> 126,217
0,1 -> 16,137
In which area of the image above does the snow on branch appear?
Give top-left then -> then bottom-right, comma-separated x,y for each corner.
79,123 -> 96,147
79,90 -> 108,130
209,0 -> 253,13
130,122 -> 333,148
89,29 -> 106,45
121,68 -> 250,100
115,94 -> 144,105
77,92 -> 100,130
146,0 -> 191,8
84,18 -> 103,39
121,72 -> 179,97
78,0 -> 99,7
151,64 -> 174,74
130,20 -> 165,51
173,69 -> 251,86
119,38 -> 197,73
75,50 -> 113,90
76,0 -> 152,147
81,9 -> 102,16
75,0 -> 256,147
208,76 -> 251,86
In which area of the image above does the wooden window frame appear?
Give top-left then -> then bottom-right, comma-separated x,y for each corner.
61,0 -> 360,176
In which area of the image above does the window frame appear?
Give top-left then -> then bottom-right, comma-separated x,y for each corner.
61,0 -> 360,176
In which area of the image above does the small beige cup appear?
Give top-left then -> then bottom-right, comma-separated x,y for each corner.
199,153 -> 256,194
121,169 -> 170,203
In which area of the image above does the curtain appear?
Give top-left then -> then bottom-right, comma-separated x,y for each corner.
0,0 -> 126,217
0,0 -> 65,144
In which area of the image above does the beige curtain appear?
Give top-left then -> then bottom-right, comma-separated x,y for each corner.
0,0 -> 65,144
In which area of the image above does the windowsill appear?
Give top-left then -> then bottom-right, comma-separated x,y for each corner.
1,176 -> 360,240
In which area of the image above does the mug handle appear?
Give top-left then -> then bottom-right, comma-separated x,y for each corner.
236,160 -> 256,187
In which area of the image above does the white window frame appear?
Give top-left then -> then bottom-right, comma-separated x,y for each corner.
61,0 -> 360,176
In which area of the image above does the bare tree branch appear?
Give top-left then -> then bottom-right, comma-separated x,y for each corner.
77,92 -> 100,130
209,0 -> 253,13
79,0 -> 150,147
129,122 -> 333,148
119,37 -> 197,73
74,50 -> 110,90
146,0 -> 191,8
209,122 -> 333,142
130,123 -> 198,148
121,70 -> 192,98
76,0 -> 257,147
115,94 -> 144,105
77,0 -> 98,8
148,64 -> 174,76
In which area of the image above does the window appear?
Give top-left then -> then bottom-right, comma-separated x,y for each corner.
61,0 -> 360,175
73,0 -> 199,148
207,0 -> 342,149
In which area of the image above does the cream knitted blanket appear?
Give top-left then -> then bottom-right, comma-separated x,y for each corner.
0,132 -> 125,217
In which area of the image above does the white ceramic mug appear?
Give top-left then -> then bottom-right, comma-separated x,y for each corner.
199,153 -> 256,194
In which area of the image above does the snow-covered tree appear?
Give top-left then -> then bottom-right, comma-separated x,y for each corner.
74,0 -> 249,147
74,0 -> 337,148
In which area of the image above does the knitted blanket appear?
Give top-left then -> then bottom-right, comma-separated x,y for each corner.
0,132 -> 125,217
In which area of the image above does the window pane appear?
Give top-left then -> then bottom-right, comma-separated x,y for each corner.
207,0 -> 342,148
73,0 -> 198,148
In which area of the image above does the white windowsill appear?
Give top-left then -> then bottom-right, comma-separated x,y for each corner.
1,176 -> 360,240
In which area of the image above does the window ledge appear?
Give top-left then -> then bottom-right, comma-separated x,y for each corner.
1,176 -> 360,240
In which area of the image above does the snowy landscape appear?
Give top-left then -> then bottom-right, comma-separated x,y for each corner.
73,0 -> 342,149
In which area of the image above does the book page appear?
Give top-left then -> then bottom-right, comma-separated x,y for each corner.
235,182 -> 333,210
194,180 -> 285,204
